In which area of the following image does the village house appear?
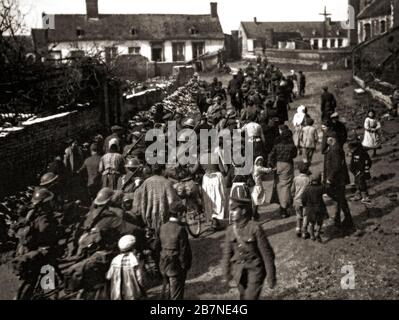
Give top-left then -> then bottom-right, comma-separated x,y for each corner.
238,14 -> 350,56
357,0 -> 399,43
31,0 -> 225,66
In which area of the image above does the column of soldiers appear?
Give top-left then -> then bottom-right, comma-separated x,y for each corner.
8,58 -> 318,300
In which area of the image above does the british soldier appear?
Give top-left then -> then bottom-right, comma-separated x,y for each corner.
222,188 -> 276,300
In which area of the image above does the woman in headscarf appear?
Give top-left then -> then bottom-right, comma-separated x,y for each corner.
251,156 -> 273,220
241,113 -> 266,160
268,128 -> 298,218
200,153 -> 228,231
292,105 -> 307,154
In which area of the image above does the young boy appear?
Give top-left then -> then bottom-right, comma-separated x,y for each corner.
106,235 -> 145,300
291,163 -> 311,237
301,173 -> 328,242
300,117 -> 318,165
348,141 -> 372,205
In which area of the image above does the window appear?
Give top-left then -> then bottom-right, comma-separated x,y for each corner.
192,42 -> 205,59
105,47 -> 118,63
313,39 -> 319,49
338,39 -> 343,47
322,39 -> 328,48
131,28 -> 137,35
128,47 -> 141,55
254,39 -> 264,48
364,23 -> 371,41
70,50 -> 85,59
172,42 -> 185,62
76,28 -> 85,37
380,20 -> 386,34
151,42 -> 164,62
189,27 -> 198,35
330,39 -> 336,48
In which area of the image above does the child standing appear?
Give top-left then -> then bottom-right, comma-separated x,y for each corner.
106,235 -> 145,300
251,156 -> 273,220
300,118 -> 318,165
291,163 -> 311,237
362,109 -> 382,157
301,173 -> 328,242
348,141 -> 372,205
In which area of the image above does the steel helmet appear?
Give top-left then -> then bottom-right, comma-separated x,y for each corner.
31,188 -> 54,205
39,172 -> 59,187
182,118 -> 196,129
94,188 -> 114,206
125,158 -> 142,169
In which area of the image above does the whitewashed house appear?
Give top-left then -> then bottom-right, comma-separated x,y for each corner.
32,0 -> 225,64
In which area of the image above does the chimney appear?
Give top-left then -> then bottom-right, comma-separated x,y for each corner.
210,2 -> 218,18
326,17 -> 332,26
254,17 -> 257,24
86,0 -> 99,19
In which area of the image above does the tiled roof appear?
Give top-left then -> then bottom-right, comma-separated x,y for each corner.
358,0 -> 392,19
241,21 -> 347,39
32,14 -> 224,43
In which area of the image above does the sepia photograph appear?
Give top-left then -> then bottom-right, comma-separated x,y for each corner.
0,0 -> 398,308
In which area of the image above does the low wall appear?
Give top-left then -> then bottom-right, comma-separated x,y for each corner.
121,66 -> 194,122
0,107 -> 102,196
263,49 -> 352,69
353,75 -> 394,109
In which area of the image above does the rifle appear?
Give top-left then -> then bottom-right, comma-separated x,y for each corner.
124,133 -> 146,158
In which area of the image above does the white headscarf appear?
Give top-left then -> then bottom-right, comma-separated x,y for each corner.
292,105 -> 306,126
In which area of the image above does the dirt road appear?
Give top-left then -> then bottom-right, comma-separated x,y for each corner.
1,66 -> 399,300
184,67 -> 399,300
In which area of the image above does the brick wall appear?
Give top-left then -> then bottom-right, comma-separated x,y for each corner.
0,107 -> 103,196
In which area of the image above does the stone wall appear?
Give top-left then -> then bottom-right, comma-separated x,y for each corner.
0,108 -> 103,196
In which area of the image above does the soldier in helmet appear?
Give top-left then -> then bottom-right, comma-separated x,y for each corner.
222,190 -> 276,300
39,172 -> 64,207
117,158 -> 143,193
12,188 -> 62,299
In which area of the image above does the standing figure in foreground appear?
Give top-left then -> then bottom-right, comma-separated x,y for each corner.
324,133 -> 354,229
268,128 -> 298,218
222,196 -> 276,300
301,173 -> 329,242
107,235 -> 146,300
158,202 -> 192,300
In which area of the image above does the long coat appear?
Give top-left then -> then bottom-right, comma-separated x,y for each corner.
159,220 -> 192,277
324,144 -> 350,186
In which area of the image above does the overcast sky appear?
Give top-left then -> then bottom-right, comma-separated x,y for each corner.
19,0 -> 350,33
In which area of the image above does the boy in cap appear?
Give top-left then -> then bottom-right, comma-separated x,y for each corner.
291,163 -> 311,237
107,235 -> 145,300
158,202 -> 192,300
348,141 -> 372,205
301,173 -> 328,242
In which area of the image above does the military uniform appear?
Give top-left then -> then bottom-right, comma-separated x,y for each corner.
222,219 -> 276,300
